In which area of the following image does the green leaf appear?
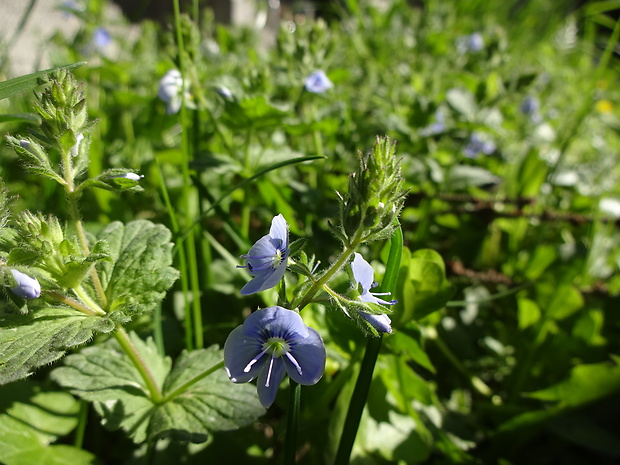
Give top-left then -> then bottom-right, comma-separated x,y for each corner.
0,113 -> 42,124
52,335 -> 264,444
446,88 -> 477,120
221,96 -> 289,129
526,359 -> 620,406
96,220 -> 179,319
0,62 -> 86,101
0,307 -> 115,384
0,380 -> 97,465
398,249 -> 454,322
446,165 -> 501,190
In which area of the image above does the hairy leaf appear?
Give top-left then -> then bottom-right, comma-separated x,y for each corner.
0,307 -> 115,384
96,220 -> 179,319
52,334 -> 264,444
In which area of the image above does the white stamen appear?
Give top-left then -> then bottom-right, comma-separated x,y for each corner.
244,348 -> 268,373
265,356 -> 276,387
285,352 -> 303,376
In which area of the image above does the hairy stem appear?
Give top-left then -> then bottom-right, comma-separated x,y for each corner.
114,328 -> 164,404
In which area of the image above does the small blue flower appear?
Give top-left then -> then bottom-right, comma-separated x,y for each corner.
457,32 -> 485,55
9,269 -> 41,299
520,95 -> 542,123
238,214 -> 289,295
158,69 -> 185,115
224,306 -> 326,408
93,28 -> 112,51
351,253 -> 396,334
463,132 -> 496,159
304,70 -> 333,94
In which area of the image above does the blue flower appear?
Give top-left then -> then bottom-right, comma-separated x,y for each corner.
351,253 -> 396,334
463,132 -> 496,159
457,32 -> 485,55
238,214 -> 289,295
304,70 -> 333,94
9,269 -> 41,299
93,28 -> 112,51
520,95 -> 542,123
224,306 -> 326,408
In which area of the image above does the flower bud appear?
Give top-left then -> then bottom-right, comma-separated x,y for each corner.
9,269 -> 41,299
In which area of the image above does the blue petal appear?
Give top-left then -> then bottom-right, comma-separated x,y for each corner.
269,214 -> 289,247
239,263 -> 287,295
358,311 -> 393,334
243,306 -> 309,340
256,357 -> 286,408
224,325 -> 265,383
351,253 -> 374,292
284,327 -> 326,385
9,269 -> 41,299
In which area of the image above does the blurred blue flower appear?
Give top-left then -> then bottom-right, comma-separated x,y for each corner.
351,253 -> 396,334
520,95 -> 542,123
238,214 -> 289,295
224,306 -> 326,408
9,269 -> 40,299
158,70 -> 184,114
93,28 -> 112,51
304,70 -> 333,94
463,132 -> 496,158
457,32 -> 484,55
419,110 -> 446,136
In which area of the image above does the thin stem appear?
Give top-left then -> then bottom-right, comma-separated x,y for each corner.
114,328 -> 164,404
285,380 -> 302,465
155,158 -> 193,351
45,290 -> 104,316
293,230 -> 363,311
73,400 -> 88,448
162,360 -> 224,402
74,285 -> 106,315
333,336 -> 382,465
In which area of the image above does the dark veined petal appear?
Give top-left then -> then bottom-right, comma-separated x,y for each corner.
243,306 -> 309,340
224,325 -> 265,383
351,252 -> 374,292
358,311 -> 393,334
256,357 -> 286,408
240,262 -> 287,295
243,235 -> 279,276
283,327 -> 326,385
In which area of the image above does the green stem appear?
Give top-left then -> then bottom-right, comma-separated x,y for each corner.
155,158 -> 193,351
162,360 -> 224,402
293,230 -> 363,311
45,290 -> 104,316
73,400 -> 88,448
173,0 -> 203,350
74,285 -> 106,315
334,336 -> 382,465
114,328 -> 164,404
333,225 -> 402,464
285,380 -> 301,465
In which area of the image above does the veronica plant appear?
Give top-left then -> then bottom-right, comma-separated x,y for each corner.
304,70 -> 333,94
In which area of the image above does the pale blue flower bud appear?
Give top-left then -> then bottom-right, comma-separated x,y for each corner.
9,269 -> 41,299
304,70 -> 333,94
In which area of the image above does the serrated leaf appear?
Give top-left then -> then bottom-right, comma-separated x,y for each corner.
96,220 -> 179,318
0,307 -> 115,384
52,335 -> 265,444
0,380 -> 96,465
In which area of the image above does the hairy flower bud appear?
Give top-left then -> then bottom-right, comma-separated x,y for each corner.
338,136 -> 408,244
